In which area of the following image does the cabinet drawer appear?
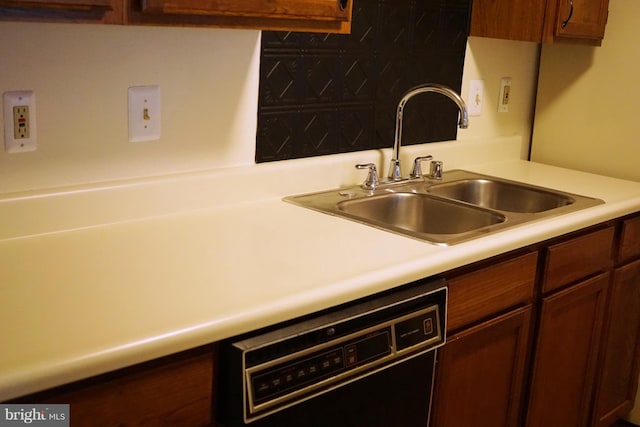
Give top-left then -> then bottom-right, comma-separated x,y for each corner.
542,227 -> 614,294
619,216 -> 640,264
446,252 -> 537,332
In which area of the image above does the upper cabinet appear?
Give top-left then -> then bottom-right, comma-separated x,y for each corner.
0,0 -> 353,33
140,0 -> 349,21
129,0 -> 352,32
543,0 -> 609,44
470,0 -> 546,43
0,0 -> 122,23
470,0 -> 609,46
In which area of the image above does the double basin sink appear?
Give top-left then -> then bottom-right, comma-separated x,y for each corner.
285,170 -> 604,245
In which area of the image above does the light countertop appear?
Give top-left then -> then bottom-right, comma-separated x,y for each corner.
2,137 -> 640,401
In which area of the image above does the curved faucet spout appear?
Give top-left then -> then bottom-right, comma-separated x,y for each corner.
388,83 -> 468,181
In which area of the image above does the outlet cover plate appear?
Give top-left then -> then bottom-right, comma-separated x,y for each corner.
3,90 -> 37,153
498,77 -> 512,113
128,85 -> 161,142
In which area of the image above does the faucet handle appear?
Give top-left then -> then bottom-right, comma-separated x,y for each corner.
410,155 -> 433,179
355,163 -> 379,190
429,160 -> 443,180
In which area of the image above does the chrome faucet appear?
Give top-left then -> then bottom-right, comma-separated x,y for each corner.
387,83 -> 468,181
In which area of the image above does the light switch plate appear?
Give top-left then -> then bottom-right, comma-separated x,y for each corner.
468,80 -> 484,116
128,85 -> 161,142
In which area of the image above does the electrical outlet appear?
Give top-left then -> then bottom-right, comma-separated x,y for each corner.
13,106 -> 30,139
3,90 -> 37,152
128,85 -> 161,142
498,77 -> 512,113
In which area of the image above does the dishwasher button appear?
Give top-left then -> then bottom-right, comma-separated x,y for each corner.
345,345 -> 358,366
424,318 -> 433,335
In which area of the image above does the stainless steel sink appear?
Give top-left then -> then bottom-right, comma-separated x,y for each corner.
285,170 -> 604,245
427,178 -> 574,213
338,193 -> 505,236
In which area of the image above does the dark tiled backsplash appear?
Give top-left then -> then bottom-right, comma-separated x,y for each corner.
256,0 -> 471,163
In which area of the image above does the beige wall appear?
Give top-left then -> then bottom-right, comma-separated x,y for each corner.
531,0 -> 640,182
460,36 -> 540,160
0,22 -> 261,194
0,21 -> 540,195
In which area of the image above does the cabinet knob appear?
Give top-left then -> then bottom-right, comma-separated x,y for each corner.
339,0 -> 348,11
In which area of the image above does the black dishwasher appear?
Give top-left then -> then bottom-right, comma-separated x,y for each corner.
217,278 -> 447,427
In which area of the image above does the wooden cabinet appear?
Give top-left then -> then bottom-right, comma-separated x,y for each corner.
470,0 -> 546,43
140,0 -> 350,21
432,252 -> 537,427
432,306 -> 533,427
0,0 -> 123,23
592,215 -> 640,427
436,223 -> 640,427
127,0 -> 352,33
542,0 -> 609,45
592,260 -> 640,426
526,273 -> 609,427
0,0 -> 352,32
526,227 -> 613,427
12,345 -> 216,427
470,0 -> 609,45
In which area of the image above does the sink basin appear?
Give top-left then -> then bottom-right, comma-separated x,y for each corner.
284,169 -> 604,246
338,193 -> 505,235
427,178 -> 574,213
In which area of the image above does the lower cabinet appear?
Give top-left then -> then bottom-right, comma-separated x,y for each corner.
15,345 -> 216,427
592,259 -> 640,426
435,272 -> 610,427
431,306 -> 532,427
434,220 -> 640,427
526,273 -> 609,427
432,251 -> 537,427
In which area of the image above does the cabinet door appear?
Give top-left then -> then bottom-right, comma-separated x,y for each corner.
142,0 -> 350,21
129,0 -> 351,33
15,346 -> 216,427
0,0 -> 121,22
526,273 -> 609,427
0,0 -> 111,7
544,0 -> 609,43
592,259 -> 640,427
470,0 -> 546,43
432,306 -> 532,427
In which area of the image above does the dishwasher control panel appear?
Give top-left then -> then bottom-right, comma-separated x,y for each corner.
219,278 -> 447,425
250,327 -> 392,406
